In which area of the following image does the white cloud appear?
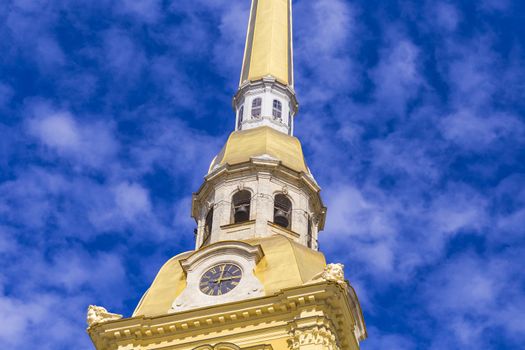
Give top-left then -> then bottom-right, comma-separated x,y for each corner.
29,111 -> 81,149
117,0 -> 162,23
362,328 -> 416,350
440,109 -> 525,151
321,181 -> 488,282
480,0 -> 511,12
295,0 -> 358,103
372,37 -> 422,115
211,1 -> 250,80
0,247 -> 127,349
26,102 -> 118,168
103,28 -> 147,82
434,2 -> 461,32
113,182 -> 152,220
422,252 -> 525,348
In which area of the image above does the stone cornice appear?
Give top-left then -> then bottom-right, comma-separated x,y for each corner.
88,282 -> 364,350
233,77 -> 299,115
179,241 -> 264,272
192,160 -> 326,230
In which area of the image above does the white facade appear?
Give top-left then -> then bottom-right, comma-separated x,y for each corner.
192,158 -> 325,252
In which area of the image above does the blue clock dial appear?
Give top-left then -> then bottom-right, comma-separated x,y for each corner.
199,263 -> 242,296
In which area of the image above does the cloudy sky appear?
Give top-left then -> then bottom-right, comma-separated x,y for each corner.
1,0 -> 524,349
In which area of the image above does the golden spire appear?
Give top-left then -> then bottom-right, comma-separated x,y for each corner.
240,0 -> 293,87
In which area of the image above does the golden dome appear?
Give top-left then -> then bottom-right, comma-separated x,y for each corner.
209,126 -> 309,174
132,235 -> 326,317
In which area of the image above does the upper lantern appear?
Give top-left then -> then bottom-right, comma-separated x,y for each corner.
240,0 -> 294,87
234,0 -> 297,135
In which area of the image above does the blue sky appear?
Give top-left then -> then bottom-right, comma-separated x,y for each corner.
1,0 -> 524,349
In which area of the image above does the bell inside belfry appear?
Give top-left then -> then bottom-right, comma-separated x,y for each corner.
232,190 -> 251,224
234,204 -> 250,222
274,208 -> 289,228
274,194 -> 292,229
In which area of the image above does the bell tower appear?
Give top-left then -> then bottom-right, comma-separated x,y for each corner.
87,1 -> 367,349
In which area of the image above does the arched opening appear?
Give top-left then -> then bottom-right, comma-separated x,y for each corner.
202,209 -> 213,246
274,194 -> 292,229
272,99 -> 282,120
232,190 -> 251,224
251,97 -> 262,118
307,217 -> 313,248
237,105 -> 244,130
193,343 -> 241,350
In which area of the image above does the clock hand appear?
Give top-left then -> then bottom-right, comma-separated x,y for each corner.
217,265 -> 226,283
215,276 -> 240,281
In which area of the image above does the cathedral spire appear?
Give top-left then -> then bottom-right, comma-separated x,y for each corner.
88,2 -> 367,348
240,0 -> 293,87
234,0 -> 297,136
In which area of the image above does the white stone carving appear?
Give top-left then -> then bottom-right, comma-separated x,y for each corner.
310,263 -> 347,286
289,323 -> 340,350
86,305 -> 122,327
322,263 -> 345,284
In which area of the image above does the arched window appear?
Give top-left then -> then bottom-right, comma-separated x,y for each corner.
202,209 -> 213,246
288,112 -> 292,135
237,105 -> 244,130
232,190 -> 251,224
272,99 -> 282,120
274,194 -> 292,229
251,98 -> 262,118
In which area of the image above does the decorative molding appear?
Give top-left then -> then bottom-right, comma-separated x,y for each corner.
88,282 -> 364,350
179,241 -> 264,271
86,305 -> 122,327
289,318 -> 341,350
194,343 -> 273,350
310,263 -> 347,286
194,343 -> 240,350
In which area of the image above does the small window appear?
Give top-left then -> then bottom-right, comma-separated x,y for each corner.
288,112 -> 292,135
202,209 -> 213,246
272,100 -> 282,120
232,190 -> 251,223
274,194 -> 292,229
251,98 -> 262,118
237,105 -> 244,130
307,217 -> 313,248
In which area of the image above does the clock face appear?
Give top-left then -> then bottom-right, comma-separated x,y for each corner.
199,263 -> 242,296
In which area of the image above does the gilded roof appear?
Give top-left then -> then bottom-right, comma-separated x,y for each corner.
209,126 -> 309,174
133,235 -> 326,317
241,0 -> 293,86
